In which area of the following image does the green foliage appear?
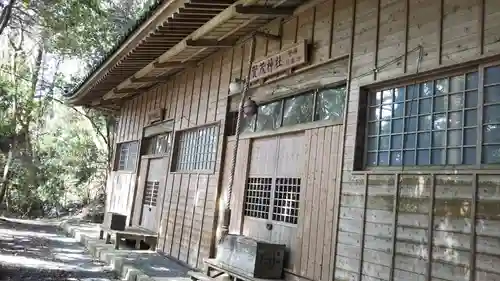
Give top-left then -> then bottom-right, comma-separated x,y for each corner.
0,0 -> 149,217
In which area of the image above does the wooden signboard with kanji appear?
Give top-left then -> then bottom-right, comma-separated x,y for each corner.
249,40 -> 308,83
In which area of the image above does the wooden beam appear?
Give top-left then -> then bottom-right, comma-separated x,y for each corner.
114,87 -> 139,94
185,39 -> 236,47
234,4 -> 295,16
130,76 -> 160,83
153,61 -> 195,68
255,31 -> 281,41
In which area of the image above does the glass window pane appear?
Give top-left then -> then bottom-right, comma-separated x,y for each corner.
448,111 -> 462,129
368,122 -> 379,136
241,114 -> 256,133
420,81 -> 434,97
392,119 -> 404,133
433,114 -> 446,130
316,87 -> 346,121
379,152 -> 389,165
484,85 -> 500,104
391,151 -> 402,166
380,136 -> 390,150
484,105 -> 500,123
483,145 -> 500,163
464,128 -> 477,146
465,110 -> 477,127
417,150 -> 430,165
450,75 -> 465,92
436,78 -> 449,95
433,131 -> 446,147
449,93 -> 464,110
368,137 -> 378,151
382,89 -> 393,104
418,132 -> 431,148
381,104 -> 392,119
367,152 -> 377,166
465,72 -> 478,90
407,84 -> 418,99
448,130 -> 462,146
403,150 -> 415,165
483,125 -> 500,144
370,91 -> 382,105
404,134 -> 416,149
447,148 -> 461,164
394,87 -> 405,102
393,103 -> 404,118
369,106 -> 380,121
465,91 -> 478,108
463,147 -> 476,165
419,115 -> 432,131
256,101 -> 282,131
485,66 -> 500,85
434,96 -> 447,112
381,120 -> 391,134
419,98 -> 432,114
405,100 -> 418,116
431,149 -> 445,165
391,135 -> 403,149
406,117 -> 417,132
282,93 -> 314,126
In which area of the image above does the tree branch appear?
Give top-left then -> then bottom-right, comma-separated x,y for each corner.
0,0 -> 15,37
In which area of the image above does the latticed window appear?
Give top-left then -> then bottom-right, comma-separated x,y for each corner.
365,65 -> 500,167
244,177 -> 301,225
144,133 -> 172,155
116,141 -> 138,171
143,181 -> 159,207
173,125 -> 218,172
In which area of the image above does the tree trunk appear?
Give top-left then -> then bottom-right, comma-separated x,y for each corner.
0,150 -> 13,206
0,0 -> 15,37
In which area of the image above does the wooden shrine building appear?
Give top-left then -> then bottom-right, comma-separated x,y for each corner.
66,0 -> 500,280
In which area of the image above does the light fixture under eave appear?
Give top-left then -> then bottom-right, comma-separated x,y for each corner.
229,78 -> 245,95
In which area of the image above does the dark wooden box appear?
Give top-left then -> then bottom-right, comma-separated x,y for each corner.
216,234 -> 285,279
109,212 -> 126,231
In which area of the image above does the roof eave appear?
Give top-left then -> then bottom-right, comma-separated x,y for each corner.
67,0 -> 187,104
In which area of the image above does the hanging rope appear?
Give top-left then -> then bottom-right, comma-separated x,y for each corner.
219,36 -> 256,242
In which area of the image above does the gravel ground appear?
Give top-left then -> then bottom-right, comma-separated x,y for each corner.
0,218 -> 118,281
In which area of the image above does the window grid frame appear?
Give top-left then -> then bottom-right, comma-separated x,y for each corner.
241,84 -> 346,133
173,124 -> 219,173
243,176 -> 301,226
363,63 -> 500,169
143,181 -> 160,207
116,141 -> 139,171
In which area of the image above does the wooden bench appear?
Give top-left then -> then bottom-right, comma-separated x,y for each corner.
98,225 -> 158,250
188,259 -> 283,281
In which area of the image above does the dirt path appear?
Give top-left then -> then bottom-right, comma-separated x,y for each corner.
0,218 -> 117,281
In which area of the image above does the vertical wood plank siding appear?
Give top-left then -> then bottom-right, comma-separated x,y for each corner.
108,0 -> 500,279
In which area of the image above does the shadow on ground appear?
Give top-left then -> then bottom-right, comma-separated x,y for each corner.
0,218 -> 117,281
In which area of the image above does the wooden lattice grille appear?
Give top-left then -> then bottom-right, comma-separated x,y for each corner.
244,177 -> 272,219
244,177 -> 301,225
174,125 -> 218,172
273,177 -> 300,224
143,181 -> 159,207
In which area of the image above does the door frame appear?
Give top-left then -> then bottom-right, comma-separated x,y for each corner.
130,119 -> 175,230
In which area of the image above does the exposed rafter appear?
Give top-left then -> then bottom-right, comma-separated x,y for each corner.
130,75 -> 161,83
185,39 -> 236,47
234,4 -> 295,16
153,61 -> 196,69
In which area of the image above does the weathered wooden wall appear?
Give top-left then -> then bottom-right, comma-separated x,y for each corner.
110,0 -> 500,279
336,0 -> 500,281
